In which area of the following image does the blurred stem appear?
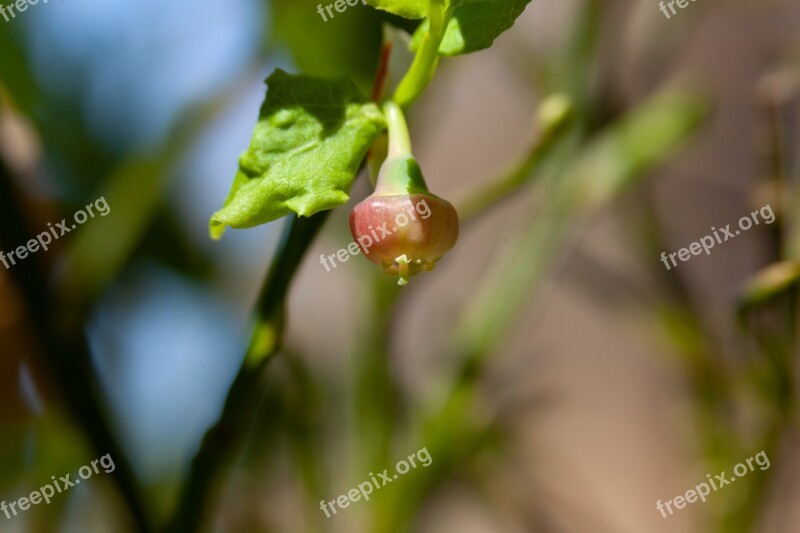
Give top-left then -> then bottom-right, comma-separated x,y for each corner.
457,94 -> 574,220
562,0 -> 602,132
356,276 -> 402,457
166,212 -> 329,533
372,42 -> 393,103
654,301 -> 736,469
374,5 -> 607,527
373,358 -> 502,533
367,41 -> 394,186
60,64 -> 263,313
461,90 -> 705,368
0,158 -> 152,532
711,72 -> 800,532
280,351 -> 326,533
353,276 -> 403,527
759,72 -> 799,260
378,90 -> 705,530
727,283 -> 798,532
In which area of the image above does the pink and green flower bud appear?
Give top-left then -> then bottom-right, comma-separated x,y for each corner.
349,189 -> 459,285
351,101 -> 459,285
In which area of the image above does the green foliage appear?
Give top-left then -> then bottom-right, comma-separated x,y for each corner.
270,0 -> 385,93
0,23 -> 42,116
365,0 -> 431,20
411,0 -> 533,55
209,70 -> 386,239
215,0 -> 534,237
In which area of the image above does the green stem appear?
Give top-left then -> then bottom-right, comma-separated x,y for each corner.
0,156 -> 153,532
383,100 -> 413,158
374,101 -> 430,196
165,212 -> 330,533
393,1 -> 450,109
457,94 -> 574,220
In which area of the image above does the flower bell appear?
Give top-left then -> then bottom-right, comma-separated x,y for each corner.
349,102 -> 459,286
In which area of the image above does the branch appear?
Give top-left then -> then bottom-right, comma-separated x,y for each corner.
0,158 -> 152,532
165,212 -> 330,532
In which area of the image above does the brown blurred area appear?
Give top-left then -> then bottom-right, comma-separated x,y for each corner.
285,0 -> 800,531
2,0 -> 799,531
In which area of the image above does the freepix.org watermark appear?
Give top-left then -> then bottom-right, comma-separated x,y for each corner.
319,447 -> 432,518
658,0 -> 699,20
0,196 -> 110,271
2,454 -> 115,520
319,197 -> 432,272
1,0 -> 48,24
660,204 -> 775,271
316,0 -> 366,22
656,450 -> 770,518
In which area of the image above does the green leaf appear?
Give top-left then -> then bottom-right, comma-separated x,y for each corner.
271,0 -> 384,94
412,0 -> 533,56
365,0 -> 430,20
209,70 -> 386,239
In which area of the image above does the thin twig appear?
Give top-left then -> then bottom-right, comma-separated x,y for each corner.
0,157 -> 153,532
165,212 -> 330,533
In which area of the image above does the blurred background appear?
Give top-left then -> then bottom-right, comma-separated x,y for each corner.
1,0 -> 800,531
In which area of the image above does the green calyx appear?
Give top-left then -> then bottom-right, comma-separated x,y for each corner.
374,154 -> 430,195
375,100 -> 431,196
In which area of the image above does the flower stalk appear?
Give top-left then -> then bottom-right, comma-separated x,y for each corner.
350,100 -> 459,286
393,0 -> 452,109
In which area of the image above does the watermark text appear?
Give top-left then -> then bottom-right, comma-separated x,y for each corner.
660,204 -> 774,270
2,454 -> 115,520
0,196 -> 110,271
656,450 -> 770,518
320,447 -> 432,518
